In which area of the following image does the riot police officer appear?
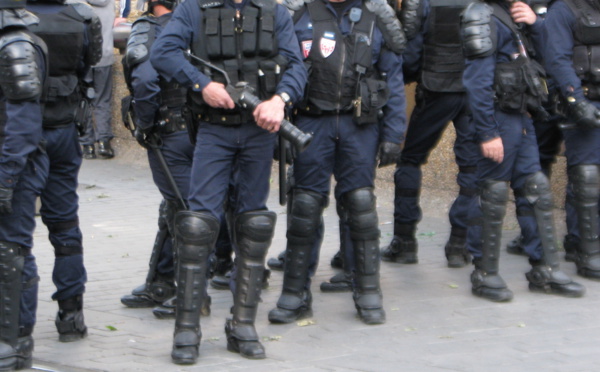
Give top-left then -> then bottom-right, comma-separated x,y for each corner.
381,0 -> 479,268
119,0 -> 188,319
268,0 -> 406,325
461,0 -> 585,301
0,1 -> 48,370
27,0 -> 102,341
150,0 -> 306,363
544,0 -> 600,280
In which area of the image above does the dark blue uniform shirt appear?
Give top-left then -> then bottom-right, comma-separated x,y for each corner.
150,0 -> 306,104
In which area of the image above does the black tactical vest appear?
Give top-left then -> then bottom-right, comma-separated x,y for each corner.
29,5 -> 85,128
421,0 -> 471,93
564,0 -> 600,97
189,0 -> 285,121
490,3 -> 547,115
300,0 -> 378,113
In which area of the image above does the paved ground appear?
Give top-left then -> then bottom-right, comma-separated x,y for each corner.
27,157 -> 600,372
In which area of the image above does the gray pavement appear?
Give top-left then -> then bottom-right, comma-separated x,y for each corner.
28,158 -> 600,372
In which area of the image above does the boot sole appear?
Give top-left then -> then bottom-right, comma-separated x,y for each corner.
528,283 -> 585,298
59,328 -> 88,343
268,308 -> 313,324
577,267 -> 600,281
381,256 -> 418,264
226,343 -> 266,360
471,288 -> 513,302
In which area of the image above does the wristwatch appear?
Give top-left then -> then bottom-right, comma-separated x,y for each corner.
277,92 -> 291,105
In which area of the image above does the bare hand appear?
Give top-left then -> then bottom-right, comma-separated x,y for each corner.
114,17 -> 127,27
481,137 -> 504,163
202,82 -> 235,109
253,96 -> 285,133
511,1 -> 537,25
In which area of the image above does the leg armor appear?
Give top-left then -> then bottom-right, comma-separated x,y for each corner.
520,172 -> 584,297
568,165 -> 600,279
56,295 -> 88,342
269,190 -> 326,324
121,200 -> 176,308
344,188 -> 385,325
226,211 -> 276,359
171,211 -> 219,365
471,180 -> 513,302
0,241 -> 31,371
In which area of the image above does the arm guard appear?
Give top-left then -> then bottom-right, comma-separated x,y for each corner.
0,31 -> 42,101
461,1 -> 496,59
365,0 -> 406,54
72,2 -> 103,66
399,0 -> 422,40
125,18 -> 157,69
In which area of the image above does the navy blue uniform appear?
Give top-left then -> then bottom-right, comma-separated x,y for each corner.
462,0 -> 584,301
385,0 -> 478,267
544,0 -> 600,278
150,0 -> 306,362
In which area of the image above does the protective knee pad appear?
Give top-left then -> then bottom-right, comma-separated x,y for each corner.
286,189 -> 327,245
568,165 -> 600,243
343,188 -> 380,241
0,241 -> 25,346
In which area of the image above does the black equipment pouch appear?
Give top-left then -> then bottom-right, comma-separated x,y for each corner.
258,55 -> 288,98
221,8 -> 237,59
241,60 -> 260,94
258,6 -> 275,56
158,106 -> 187,133
353,78 -> 389,125
42,75 -> 80,128
205,9 -> 222,58
242,7 -> 259,56
494,57 -> 528,112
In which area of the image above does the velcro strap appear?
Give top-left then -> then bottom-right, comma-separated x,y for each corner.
47,218 -> 79,233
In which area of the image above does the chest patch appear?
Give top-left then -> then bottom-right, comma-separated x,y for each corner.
320,32 -> 336,58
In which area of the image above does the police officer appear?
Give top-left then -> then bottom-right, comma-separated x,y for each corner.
150,0 -> 306,363
268,0 -> 406,325
119,0 -> 187,319
461,0 -> 585,301
544,0 -> 600,279
380,0 -> 479,268
0,2 -> 48,369
27,0 -> 102,340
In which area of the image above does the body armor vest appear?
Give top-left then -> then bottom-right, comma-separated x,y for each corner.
491,3 -> 547,115
29,5 -> 86,128
125,15 -> 188,132
300,0 -> 379,113
564,0 -> 600,98
421,0 -> 471,93
189,0 -> 285,122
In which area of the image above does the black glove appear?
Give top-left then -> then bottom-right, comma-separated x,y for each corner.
0,187 -> 14,215
566,98 -> 600,129
378,141 -> 402,168
133,126 -> 154,149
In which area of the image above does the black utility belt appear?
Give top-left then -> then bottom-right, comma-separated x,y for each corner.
197,111 -> 252,126
157,119 -> 187,134
297,106 -> 353,117
583,84 -> 600,100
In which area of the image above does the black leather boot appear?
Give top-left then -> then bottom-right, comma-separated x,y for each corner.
445,228 -> 470,268
97,139 -> 114,159
381,224 -> 418,264
56,296 -> 88,342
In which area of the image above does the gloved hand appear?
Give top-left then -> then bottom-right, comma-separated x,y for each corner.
378,141 -> 402,168
0,187 -> 14,215
133,126 -> 154,149
566,97 -> 600,129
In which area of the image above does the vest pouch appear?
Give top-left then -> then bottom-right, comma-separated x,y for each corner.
205,9 -> 222,58
241,60 -> 259,97
573,45 -> 589,79
258,59 -> 278,99
353,78 -> 389,125
588,45 -> 600,83
220,8 -> 237,59
494,59 -> 527,113
257,8 -> 275,56
42,75 -> 80,127
351,33 -> 372,71
242,7 -> 259,57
